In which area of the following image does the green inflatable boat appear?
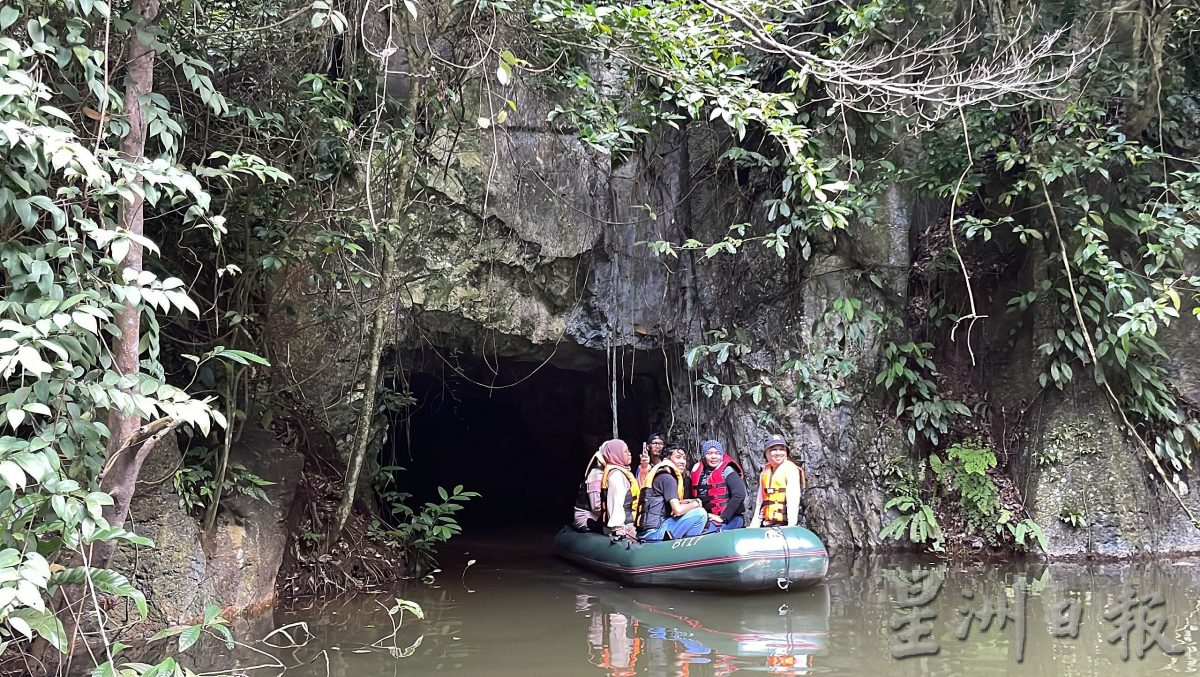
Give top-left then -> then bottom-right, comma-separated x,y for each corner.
552,525 -> 828,592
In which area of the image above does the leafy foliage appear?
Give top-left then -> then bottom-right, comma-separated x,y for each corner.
876,342 -> 970,446
0,0 -> 255,651
369,484 -> 481,574
1059,505 -> 1087,529
878,454 -> 943,550
879,494 -> 944,550
686,328 -> 783,411
533,0 -> 855,263
1000,514 -> 1048,552
171,445 -> 273,516
930,440 -> 1000,534
909,37 -> 1200,494
883,440 -> 1045,553
783,297 -> 887,410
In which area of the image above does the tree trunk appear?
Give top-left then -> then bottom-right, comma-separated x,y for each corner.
326,4 -> 424,547
97,0 -> 160,565
329,239 -> 396,543
41,3 -> 163,668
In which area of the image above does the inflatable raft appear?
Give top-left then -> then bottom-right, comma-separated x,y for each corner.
552,525 -> 828,592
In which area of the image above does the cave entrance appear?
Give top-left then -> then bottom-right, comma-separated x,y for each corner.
383,348 -> 672,529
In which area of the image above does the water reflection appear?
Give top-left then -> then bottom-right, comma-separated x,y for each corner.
184,537 -> 1200,676
823,555 -> 1200,676
572,582 -> 829,675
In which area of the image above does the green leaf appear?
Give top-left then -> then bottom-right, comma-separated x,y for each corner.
178,624 -> 202,652
8,608 -> 67,653
141,658 -> 181,677
216,349 -> 269,366
0,6 -> 17,30
200,604 -> 219,625
14,200 -> 35,228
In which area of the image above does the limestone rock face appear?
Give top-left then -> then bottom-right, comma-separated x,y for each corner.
270,37 -> 1200,558
202,428 -> 303,614
109,435 -> 212,627
269,75 -> 918,552
111,428 -> 301,631
1019,387 -> 1200,558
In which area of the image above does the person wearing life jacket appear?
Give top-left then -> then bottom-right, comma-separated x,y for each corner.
586,610 -> 640,677
573,446 -> 607,533
635,433 -> 666,489
636,447 -> 707,542
767,651 -> 813,674
690,439 -> 747,532
663,441 -> 693,495
599,438 -> 640,539
749,433 -> 806,528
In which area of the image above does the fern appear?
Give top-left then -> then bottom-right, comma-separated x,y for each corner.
931,440 -> 1000,533
880,495 -> 943,550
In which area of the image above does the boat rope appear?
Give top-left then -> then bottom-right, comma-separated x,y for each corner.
773,526 -> 791,591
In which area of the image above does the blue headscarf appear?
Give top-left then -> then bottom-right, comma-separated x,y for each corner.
700,439 -> 724,455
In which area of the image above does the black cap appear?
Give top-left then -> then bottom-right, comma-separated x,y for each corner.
648,433 -> 665,444
763,433 -> 789,452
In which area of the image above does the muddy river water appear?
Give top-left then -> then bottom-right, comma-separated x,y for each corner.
204,528 -> 1200,676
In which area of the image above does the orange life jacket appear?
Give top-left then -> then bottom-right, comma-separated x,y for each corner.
758,459 -> 804,525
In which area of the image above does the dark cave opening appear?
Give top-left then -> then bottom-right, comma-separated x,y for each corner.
382,348 -> 672,530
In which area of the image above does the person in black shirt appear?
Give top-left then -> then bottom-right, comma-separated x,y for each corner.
636,447 -> 707,541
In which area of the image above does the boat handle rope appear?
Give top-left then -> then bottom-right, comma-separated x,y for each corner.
772,526 -> 791,591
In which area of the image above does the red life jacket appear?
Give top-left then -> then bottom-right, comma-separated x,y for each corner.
689,455 -> 743,516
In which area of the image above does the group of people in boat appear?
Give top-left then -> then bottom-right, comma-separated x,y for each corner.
573,432 -> 807,542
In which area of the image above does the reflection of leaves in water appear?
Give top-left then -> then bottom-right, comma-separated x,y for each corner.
390,634 -> 423,658
1025,568 -> 1052,596
261,620 -> 314,648
463,559 -> 477,593
389,597 -> 426,620
881,565 -> 948,606
362,597 -> 428,657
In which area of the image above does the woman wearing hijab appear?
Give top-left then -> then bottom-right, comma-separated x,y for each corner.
598,439 -> 640,539
690,439 -> 747,531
